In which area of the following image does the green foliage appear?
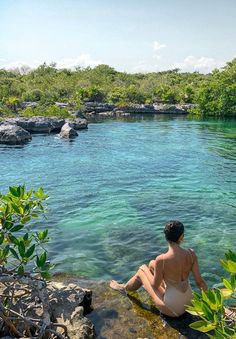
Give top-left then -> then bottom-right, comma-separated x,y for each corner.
0,185 -> 53,279
21,105 -> 72,118
187,250 -> 236,338
0,58 -> 236,117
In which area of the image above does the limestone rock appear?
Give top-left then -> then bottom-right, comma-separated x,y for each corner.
0,124 -> 32,145
48,282 -> 94,339
0,279 -> 95,339
5,117 -> 65,133
59,122 -> 78,138
84,102 -> 116,113
66,118 -> 88,130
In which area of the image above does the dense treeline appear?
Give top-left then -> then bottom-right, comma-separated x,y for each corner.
0,58 -> 235,118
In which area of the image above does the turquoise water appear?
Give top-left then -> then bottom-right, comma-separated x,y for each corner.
0,115 -> 235,286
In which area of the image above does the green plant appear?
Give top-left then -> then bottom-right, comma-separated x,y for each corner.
0,185 -> 52,279
187,250 -> 236,338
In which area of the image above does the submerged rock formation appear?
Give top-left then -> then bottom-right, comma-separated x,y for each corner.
0,123 -> 32,145
59,122 -> 78,139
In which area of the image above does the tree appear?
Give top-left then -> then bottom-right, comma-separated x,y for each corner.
0,186 -> 68,337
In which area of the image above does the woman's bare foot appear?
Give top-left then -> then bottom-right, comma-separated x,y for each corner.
109,280 -> 127,295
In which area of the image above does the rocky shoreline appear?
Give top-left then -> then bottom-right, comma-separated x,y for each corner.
0,117 -> 88,145
0,102 -> 194,145
52,275 -> 207,339
81,102 -> 194,119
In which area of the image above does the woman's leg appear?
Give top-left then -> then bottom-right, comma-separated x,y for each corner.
131,266 -> 175,316
110,264 -> 175,316
148,260 -> 166,297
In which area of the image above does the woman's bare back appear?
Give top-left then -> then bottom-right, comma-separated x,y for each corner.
159,246 -> 193,283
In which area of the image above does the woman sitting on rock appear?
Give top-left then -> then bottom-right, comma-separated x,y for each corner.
110,220 -> 208,317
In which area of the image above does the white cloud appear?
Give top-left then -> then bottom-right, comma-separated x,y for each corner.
132,61 -> 159,73
0,54 -> 102,71
152,54 -> 162,60
55,54 -> 102,69
153,40 -> 166,51
172,56 -> 225,73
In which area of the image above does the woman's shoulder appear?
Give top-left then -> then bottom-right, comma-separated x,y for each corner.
185,247 -> 198,263
155,254 -> 165,264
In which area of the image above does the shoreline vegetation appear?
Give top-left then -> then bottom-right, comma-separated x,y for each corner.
0,58 -> 235,120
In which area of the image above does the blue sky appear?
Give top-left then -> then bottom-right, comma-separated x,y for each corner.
0,0 -> 235,73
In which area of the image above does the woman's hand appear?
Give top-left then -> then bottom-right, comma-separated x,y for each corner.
139,264 -> 148,272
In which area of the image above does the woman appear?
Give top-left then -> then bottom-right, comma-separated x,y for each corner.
110,220 -> 208,317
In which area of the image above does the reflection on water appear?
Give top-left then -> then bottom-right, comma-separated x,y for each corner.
0,116 -> 235,287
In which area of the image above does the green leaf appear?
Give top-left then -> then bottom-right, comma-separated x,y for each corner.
4,220 -> 14,230
227,260 -> 236,274
36,251 -> 47,268
8,234 -> 19,245
220,259 -> 236,273
223,278 -> 232,290
201,302 -> 214,321
25,244 -> 35,258
23,233 -> 29,241
186,306 -> 202,316
17,265 -> 24,276
11,203 -> 21,214
40,251 -> 47,266
21,216 -> 31,224
9,186 -> 20,197
38,229 -> 48,241
225,250 -> 236,262
10,224 -> 24,232
220,288 -> 232,298
189,320 -> 216,333
18,241 -> 25,257
40,271 -> 51,280
230,274 -> 235,290
0,232 -> 4,244
17,185 -> 25,198
9,247 -> 20,260
3,245 -> 9,257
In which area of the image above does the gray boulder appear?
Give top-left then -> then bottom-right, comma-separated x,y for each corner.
5,117 -> 65,133
84,102 -> 116,113
0,124 -> 32,145
66,118 -> 88,130
59,122 -> 78,139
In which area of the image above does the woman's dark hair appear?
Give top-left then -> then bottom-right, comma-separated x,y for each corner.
164,220 -> 184,243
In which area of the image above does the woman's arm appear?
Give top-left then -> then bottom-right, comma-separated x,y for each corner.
190,249 -> 208,292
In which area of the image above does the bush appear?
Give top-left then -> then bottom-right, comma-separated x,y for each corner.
0,185 -> 52,279
187,250 -> 236,338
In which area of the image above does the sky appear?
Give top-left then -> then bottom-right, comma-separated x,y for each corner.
0,0 -> 235,73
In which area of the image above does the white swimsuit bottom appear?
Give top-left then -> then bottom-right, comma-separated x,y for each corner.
164,281 -> 192,316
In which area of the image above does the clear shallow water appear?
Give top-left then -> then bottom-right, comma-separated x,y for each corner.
0,115 -> 235,287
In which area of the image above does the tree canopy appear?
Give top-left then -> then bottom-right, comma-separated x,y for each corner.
0,58 -> 236,118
